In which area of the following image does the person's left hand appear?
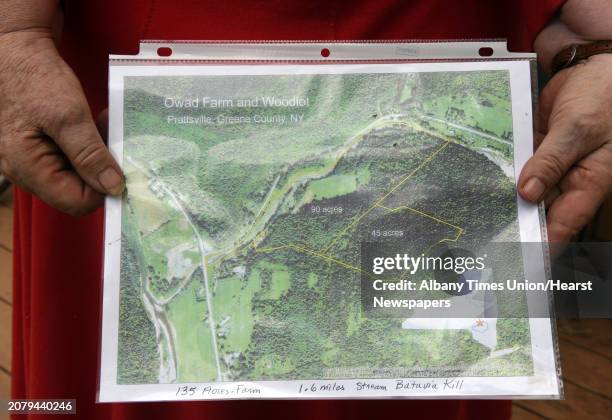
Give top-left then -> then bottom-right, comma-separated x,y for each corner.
518,54 -> 612,243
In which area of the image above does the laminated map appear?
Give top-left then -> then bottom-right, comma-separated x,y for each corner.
100,60 -> 560,401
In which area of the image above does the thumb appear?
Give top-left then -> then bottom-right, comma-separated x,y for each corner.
518,124 -> 592,203
45,103 -> 124,196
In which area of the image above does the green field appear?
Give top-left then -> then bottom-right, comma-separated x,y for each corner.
167,277 -> 218,381
308,174 -> 358,200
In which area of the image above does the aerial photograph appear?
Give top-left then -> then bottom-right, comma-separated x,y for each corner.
116,69 -> 532,385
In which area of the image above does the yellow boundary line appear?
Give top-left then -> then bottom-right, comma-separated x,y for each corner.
205,117 -> 392,266
375,204 -> 463,233
254,243 -> 377,279
320,139 -> 452,254
206,118 -> 464,273
252,138 -> 462,277
421,229 -> 465,257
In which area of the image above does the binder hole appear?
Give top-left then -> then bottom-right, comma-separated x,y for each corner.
478,47 -> 494,57
157,47 -> 173,57
320,48 -> 330,58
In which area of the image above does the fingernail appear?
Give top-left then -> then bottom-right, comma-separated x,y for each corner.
98,167 -> 124,196
522,177 -> 546,202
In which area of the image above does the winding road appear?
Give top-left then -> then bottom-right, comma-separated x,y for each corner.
418,113 -> 512,145
126,156 -> 223,381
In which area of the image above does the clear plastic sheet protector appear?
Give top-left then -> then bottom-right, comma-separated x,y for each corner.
99,41 -> 562,402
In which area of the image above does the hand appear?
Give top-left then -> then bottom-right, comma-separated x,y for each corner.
518,54 -> 612,243
0,30 -> 123,216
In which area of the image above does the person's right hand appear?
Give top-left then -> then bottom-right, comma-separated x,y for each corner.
0,30 -> 124,216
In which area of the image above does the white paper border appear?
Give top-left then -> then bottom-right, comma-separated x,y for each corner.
100,60 -> 559,402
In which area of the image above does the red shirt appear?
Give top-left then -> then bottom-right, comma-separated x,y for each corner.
12,1 -> 564,419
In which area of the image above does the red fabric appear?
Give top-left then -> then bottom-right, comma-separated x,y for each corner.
12,1 -> 564,419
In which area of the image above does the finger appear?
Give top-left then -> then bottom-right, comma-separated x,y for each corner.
545,161 -> 609,243
546,188 -> 604,243
3,135 -> 104,216
518,124 -> 596,203
547,145 -> 612,243
44,101 -> 124,196
543,185 -> 561,209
